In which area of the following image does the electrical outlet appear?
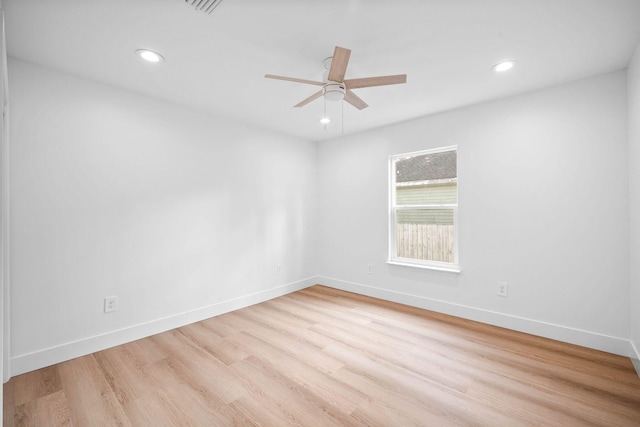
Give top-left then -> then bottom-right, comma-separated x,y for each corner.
104,296 -> 118,313
276,264 -> 282,274
497,282 -> 508,297
367,264 -> 373,274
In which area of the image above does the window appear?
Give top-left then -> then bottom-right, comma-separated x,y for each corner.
389,146 -> 459,272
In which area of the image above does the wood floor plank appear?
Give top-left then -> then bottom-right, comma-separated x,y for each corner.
14,390 -> 72,427
177,322 -> 250,366
4,285 -> 640,426
327,341 -> 520,426
229,395 -> 301,427
230,355 -> 364,427
13,367 -> 62,408
55,355 -> 131,426
142,358 -> 240,425
149,330 -> 246,405
93,342 -> 163,406
3,373 -> 16,426
122,384 -> 237,427
226,331 -> 369,416
232,306 -> 346,374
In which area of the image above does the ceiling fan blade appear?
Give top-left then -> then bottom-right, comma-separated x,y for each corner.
327,46 -> 351,82
294,90 -> 323,108
344,74 -> 407,89
344,90 -> 369,110
265,74 -> 325,86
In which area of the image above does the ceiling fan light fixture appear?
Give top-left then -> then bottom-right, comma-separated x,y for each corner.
323,82 -> 346,102
492,60 -> 515,72
136,49 -> 165,63
265,46 -> 406,110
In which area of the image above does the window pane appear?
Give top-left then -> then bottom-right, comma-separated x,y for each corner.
395,150 -> 457,204
396,182 -> 457,205
396,209 -> 455,263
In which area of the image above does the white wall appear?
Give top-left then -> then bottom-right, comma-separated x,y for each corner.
629,41 -> 640,373
8,59 -> 317,375
317,71 -> 631,355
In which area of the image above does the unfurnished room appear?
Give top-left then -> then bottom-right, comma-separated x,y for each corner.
0,0 -> 640,425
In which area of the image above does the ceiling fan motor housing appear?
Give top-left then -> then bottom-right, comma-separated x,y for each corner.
323,82 -> 346,101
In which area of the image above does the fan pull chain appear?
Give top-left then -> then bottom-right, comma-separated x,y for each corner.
323,97 -> 327,131
341,98 -> 344,136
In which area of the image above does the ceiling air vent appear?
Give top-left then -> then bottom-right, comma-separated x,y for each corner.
182,0 -> 222,14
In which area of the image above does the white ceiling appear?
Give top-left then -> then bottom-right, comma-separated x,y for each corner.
4,0 -> 640,142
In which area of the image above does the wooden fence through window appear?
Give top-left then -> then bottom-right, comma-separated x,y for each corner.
397,224 -> 455,263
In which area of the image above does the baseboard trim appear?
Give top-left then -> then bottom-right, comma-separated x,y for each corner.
10,277 -> 318,377
318,276 -> 632,358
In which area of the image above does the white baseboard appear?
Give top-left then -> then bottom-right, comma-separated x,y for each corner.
10,277 -> 318,377
318,276 -> 633,358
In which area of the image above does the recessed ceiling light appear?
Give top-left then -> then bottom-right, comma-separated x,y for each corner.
136,49 -> 165,63
319,117 -> 331,125
492,60 -> 515,72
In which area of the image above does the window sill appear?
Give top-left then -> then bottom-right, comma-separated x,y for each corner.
387,260 -> 461,274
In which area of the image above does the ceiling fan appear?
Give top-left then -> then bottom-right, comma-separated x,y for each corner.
265,46 -> 407,110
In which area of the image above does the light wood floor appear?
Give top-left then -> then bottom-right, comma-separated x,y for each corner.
4,285 -> 640,426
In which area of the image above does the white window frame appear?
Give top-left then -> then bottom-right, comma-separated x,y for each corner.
388,146 -> 460,273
